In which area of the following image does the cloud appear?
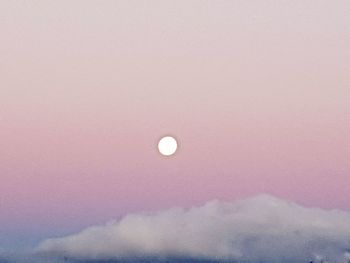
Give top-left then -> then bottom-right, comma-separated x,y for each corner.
37,195 -> 350,262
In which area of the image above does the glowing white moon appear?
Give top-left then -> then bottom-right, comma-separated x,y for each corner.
158,136 -> 178,156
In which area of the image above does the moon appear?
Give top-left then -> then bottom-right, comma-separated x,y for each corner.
158,136 -> 178,156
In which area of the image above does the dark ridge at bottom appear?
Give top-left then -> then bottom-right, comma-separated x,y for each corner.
67,257 -> 233,263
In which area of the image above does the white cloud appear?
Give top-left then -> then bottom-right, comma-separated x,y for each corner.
37,195 -> 350,262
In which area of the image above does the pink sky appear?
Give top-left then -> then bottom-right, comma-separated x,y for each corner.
0,0 -> 350,249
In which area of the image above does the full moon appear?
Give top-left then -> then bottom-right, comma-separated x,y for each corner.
158,136 -> 178,156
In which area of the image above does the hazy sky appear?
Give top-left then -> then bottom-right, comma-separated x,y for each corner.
0,0 -> 349,250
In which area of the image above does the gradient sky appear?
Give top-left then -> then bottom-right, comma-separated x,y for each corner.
1,0 -> 350,250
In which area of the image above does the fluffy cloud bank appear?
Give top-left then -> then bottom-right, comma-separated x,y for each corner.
37,195 -> 350,262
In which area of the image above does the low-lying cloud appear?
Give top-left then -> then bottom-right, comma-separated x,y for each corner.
37,195 -> 350,262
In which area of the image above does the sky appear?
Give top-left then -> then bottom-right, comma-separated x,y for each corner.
0,0 -> 350,253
